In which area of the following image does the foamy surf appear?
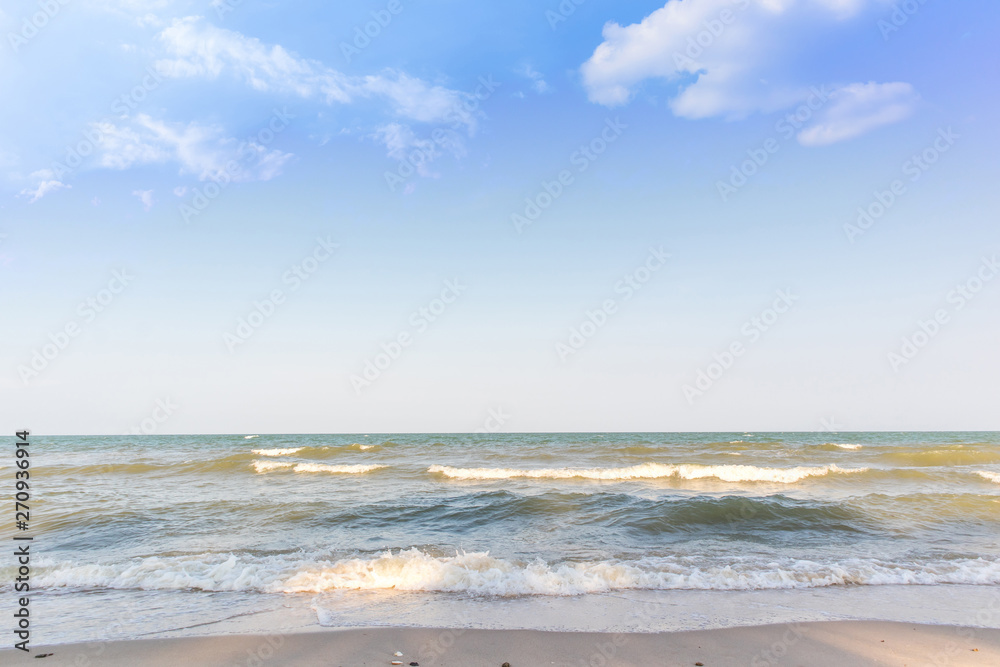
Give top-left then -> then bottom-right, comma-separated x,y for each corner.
427,463 -> 867,484
977,471 -> 1000,484
252,447 -> 304,456
243,435 -> 259,439
251,461 -> 384,474
32,549 -> 1000,596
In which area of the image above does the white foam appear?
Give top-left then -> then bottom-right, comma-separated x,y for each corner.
244,435 -> 259,439
427,463 -> 867,484
293,463 -> 384,474
252,448 -> 304,456
832,444 -> 863,450
351,444 -> 376,450
977,471 -> 1000,484
251,460 -> 294,473
251,460 -> 383,474
33,550 -> 1000,596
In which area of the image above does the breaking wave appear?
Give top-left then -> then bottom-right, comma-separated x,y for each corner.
427,463 -> 867,484
251,448 -> 304,456
30,549 -> 1000,596
977,471 -> 1000,484
251,461 -> 384,474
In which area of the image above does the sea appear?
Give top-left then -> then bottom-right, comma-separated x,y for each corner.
8,431 -> 1000,647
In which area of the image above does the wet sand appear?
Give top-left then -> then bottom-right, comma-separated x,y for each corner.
5,621 -> 999,666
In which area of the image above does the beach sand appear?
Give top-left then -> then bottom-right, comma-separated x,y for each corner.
6,621 -> 998,666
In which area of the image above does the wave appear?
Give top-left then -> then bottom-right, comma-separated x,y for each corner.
251,460 -> 384,474
30,549 -> 1000,596
428,463 -> 867,484
252,448 -> 304,456
306,492 -> 883,535
244,435 -> 259,439
977,471 -> 1000,484
877,449 -> 1000,467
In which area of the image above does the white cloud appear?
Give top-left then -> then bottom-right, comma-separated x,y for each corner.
375,124 -> 436,178
20,170 -> 71,203
796,82 -> 918,146
133,189 -> 154,211
372,123 -> 465,180
156,17 -> 476,129
518,64 -> 551,94
580,0 -> 908,142
92,114 -> 292,182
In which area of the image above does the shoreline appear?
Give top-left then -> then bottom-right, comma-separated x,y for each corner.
5,622 -> 998,666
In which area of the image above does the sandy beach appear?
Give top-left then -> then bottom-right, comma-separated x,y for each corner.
4,622 -> 998,667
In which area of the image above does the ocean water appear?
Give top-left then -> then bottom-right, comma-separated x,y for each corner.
7,432 -> 1000,645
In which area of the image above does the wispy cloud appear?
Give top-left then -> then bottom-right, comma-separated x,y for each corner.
19,170 -> 70,203
92,114 -> 292,182
796,81 -> 918,146
132,189 -> 154,210
579,0 -> 908,144
155,17 -> 477,130
518,64 -> 551,94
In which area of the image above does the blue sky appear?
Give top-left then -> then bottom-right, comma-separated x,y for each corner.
2,0 -> 998,434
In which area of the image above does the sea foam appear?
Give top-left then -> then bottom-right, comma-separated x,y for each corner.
977,471 -> 1000,484
427,463 -> 866,484
33,549 -> 1000,596
251,460 -> 383,474
252,448 -> 304,456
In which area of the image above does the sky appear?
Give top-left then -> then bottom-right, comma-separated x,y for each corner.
1,0 -> 998,434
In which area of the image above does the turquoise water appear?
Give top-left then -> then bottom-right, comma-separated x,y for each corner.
5,431 -> 1000,644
